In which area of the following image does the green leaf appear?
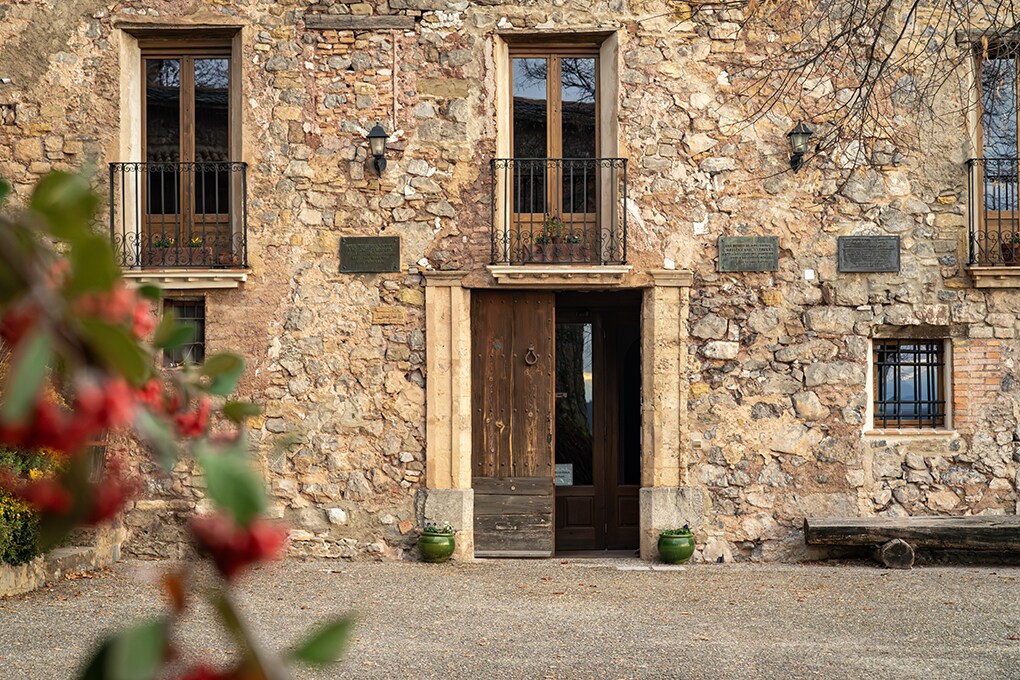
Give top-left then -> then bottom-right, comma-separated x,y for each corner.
136,284 -> 162,302
200,352 -> 245,396
80,318 -> 150,386
0,178 -> 10,205
78,619 -> 169,680
1,330 -> 52,424
108,619 -> 169,680
223,400 -> 261,424
65,235 -> 119,297
29,171 -> 99,241
134,409 -> 177,469
152,311 -> 194,351
197,440 -> 265,526
289,617 -> 355,666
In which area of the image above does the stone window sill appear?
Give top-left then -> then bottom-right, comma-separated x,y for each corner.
486,264 -> 633,288
123,269 -> 249,290
864,429 -> 957,439
968,265 -> 1020,288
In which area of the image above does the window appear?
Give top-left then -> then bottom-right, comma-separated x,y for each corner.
163,298 -> 205,367
872,340 -> 947,429
110,36 -> 247,272
492,36 -> 626,266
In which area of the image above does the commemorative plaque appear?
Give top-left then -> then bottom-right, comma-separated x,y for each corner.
718,236 -> 779,272
340,236 -> 401,273
837,236 -> 900,273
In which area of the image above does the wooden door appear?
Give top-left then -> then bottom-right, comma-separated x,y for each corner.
472,291 -> 555,557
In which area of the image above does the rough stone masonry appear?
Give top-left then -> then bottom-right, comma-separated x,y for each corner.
0,0 -> 1015,563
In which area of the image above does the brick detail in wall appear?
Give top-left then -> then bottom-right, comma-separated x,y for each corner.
952,339 -> 1004,430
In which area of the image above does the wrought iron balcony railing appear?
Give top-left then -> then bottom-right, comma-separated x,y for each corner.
967,157 -> 1020,266
109,162 -> 248,269
491,158 -> 627,265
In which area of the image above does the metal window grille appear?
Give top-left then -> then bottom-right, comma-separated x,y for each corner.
163,299 -> 205,368
873,340 -> 946,429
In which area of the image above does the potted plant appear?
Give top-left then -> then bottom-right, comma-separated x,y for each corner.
531,215 -> 563,263
141,234 -> 178,266
561,232 -> 590,262
658,525 -> 695,564
1001,234 -> 1020,265
185,235 -> 214,266
418,521 -> 455,563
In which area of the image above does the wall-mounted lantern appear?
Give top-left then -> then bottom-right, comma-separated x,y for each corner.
787,122 -> 813,172
367,123 -> 388,175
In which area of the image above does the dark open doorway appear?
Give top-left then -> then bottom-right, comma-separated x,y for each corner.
554,291 -> 641,553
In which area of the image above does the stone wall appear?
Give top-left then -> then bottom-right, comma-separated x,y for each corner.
0,0 -> 1016,562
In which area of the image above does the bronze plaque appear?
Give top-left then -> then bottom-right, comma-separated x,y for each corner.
340,236 -> 400,273
718,236 -> 779,272
838,236 -> 900,273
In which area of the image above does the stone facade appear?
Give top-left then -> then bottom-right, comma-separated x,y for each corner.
0,0 -> 1016,562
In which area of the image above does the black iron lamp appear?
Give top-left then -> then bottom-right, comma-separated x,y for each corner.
367,123 -> 388,175
787,122 -> 813,172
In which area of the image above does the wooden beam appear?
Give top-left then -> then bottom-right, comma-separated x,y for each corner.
804,516 -> 1020,551
303,15 -> 416,31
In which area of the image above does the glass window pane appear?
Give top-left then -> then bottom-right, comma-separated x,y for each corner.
513,58 -> 547,214
146,59 -> 180,215
982,58 -> 1017,210
195,58 -> 230,216
561,58 -> 597,214
555,322 -> 594,486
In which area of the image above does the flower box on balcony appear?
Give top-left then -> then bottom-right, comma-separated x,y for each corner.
528,242 -> 590,263
140,247 -> 216,268
1001,241 -> 1020,265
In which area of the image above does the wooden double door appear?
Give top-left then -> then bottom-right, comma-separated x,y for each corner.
471,290 -> 641,556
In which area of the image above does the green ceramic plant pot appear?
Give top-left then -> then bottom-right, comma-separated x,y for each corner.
658,534 -> 695,564
419,532 -> 455,563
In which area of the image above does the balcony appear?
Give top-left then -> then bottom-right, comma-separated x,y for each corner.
489,158 -> 628,284
108,162 -> 248,288
967,158 -> 1020,287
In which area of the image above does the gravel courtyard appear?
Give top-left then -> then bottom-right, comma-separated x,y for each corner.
1,557 -> 1018,679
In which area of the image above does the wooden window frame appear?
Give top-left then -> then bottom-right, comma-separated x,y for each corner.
508,45 -> 601,162
140,41 -> 233,168
871,339 -> 948,430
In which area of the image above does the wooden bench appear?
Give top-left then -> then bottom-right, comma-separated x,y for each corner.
804,516 -> 1020,569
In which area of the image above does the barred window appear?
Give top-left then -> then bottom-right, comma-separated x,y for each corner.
873,340 -> 946,429
163,298 -> 205,368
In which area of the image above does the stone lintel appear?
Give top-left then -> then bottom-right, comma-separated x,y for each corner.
486,264 -> 632,288
415,488 -> 474,560
113,16 -> 244,36
648,269 -> 694,287
304,14 -> 416,31
967,266 -> 1020,288
638,487 -> 706,561
122,269 -> 248,290
423,270 -> 470,287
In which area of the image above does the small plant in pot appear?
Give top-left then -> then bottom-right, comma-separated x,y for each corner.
658,525 -> 695,564
418,521 -> 455,563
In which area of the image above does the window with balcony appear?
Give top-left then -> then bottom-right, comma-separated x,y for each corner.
491,41 -> 626,266
110,41 -> 246,271
971,53 -> 1020,269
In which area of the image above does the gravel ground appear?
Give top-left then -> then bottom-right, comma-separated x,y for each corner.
1,557 -> 1018,679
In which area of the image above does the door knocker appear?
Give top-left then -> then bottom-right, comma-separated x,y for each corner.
524,345 -> 539,366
